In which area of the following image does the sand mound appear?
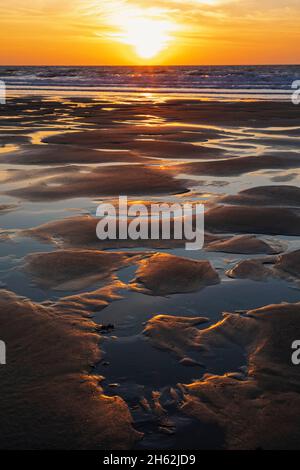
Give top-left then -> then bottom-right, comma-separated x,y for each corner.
56,281 -> 125,314
130,253 -> 220,296
206,234 -> 284,255
43,127 -> 222,160
144,303 -> 300,449
226,249 -> 300,284
0,289 -> 139,449
276,250 -> 300,278
0,204 -> 18,214
23,249 -> 143,291
0,144 -> 144,165
171,153 -> 300,177
206,205 -> 300,235
144,315 -> 209,357
22,214 -> 219,250
226,258 -> 274,281
22,215 -> 99,248
222,185 -> 300,207
6,165 -> 187,201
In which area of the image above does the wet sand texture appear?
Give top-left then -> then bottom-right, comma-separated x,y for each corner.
6,165 -> 187,201
205,206 -> 300,235
2,98 -> 300,130
1,96 -> 300,450
44,129 -> 223,160
130,253 -> 220,295
221,185 -> 300,207
23,250 -> 144,291
0,144 -> 149,165
172,154 -> 300,177
206,234 -> 284,255
180,303 -> 300,450
21,215 -> 219,250
145,303 -> 300,449
0,290 -> 139,449
56,281 -> 125,314
143,315 -> 210,358
22,215 -> 101,248
226,249 -> 300,284
0,204 -> 18,214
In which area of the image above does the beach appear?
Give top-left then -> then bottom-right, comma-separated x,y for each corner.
0,69 -> 300,449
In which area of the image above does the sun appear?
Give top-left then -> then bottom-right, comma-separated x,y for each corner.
109,10 -> 177,60
122,17 -> 173,59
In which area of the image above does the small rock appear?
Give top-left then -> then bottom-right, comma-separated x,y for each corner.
98,323 -> 115,333
179,357 -> 202,367
158,426 -> 176,436
226,372 -> 245,381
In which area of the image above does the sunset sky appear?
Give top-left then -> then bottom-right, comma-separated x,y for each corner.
1,0 -> 300,65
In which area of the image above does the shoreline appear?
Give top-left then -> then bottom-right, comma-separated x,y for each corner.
4,87 -> 293,102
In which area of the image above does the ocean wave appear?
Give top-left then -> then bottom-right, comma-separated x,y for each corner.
0,65 -> 299,92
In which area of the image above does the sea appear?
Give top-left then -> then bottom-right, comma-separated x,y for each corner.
1,65 -> 299,100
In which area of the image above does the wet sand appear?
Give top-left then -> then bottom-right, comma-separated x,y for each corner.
0,289 -> 139,449
23,249 -> 144,290
0,94 -> 300,450
226,249 -> 300,284
145,303 -> 300,450
130,253 -> 220,295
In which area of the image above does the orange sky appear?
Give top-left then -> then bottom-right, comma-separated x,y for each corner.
1,0 -> 300,65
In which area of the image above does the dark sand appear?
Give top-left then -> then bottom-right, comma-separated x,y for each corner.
221,185 -> 300,207
226,249 -> 300,284
21,214 -> 220,250
0,144 -> 147,165
144,315 -> 210,358
182,303 -> 300,450
144,303 -> 300,449
0,289 -> 139,449
45,129 -> 223,159
171,153 -> 300,177
6,165 -> 187,201
23,249 -> 144,290
206,234 -> 284,255
130,253 -> 220,295
205,205 -> 300,235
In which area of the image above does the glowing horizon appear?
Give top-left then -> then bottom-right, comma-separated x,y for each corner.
0,0 -> 299,65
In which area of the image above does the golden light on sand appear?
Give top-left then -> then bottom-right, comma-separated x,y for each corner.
109,9 -> 177,60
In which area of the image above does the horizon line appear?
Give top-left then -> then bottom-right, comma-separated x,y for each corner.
0,63 -> 300,68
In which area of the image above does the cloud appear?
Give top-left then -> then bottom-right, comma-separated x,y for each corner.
0,0 -> 299,64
